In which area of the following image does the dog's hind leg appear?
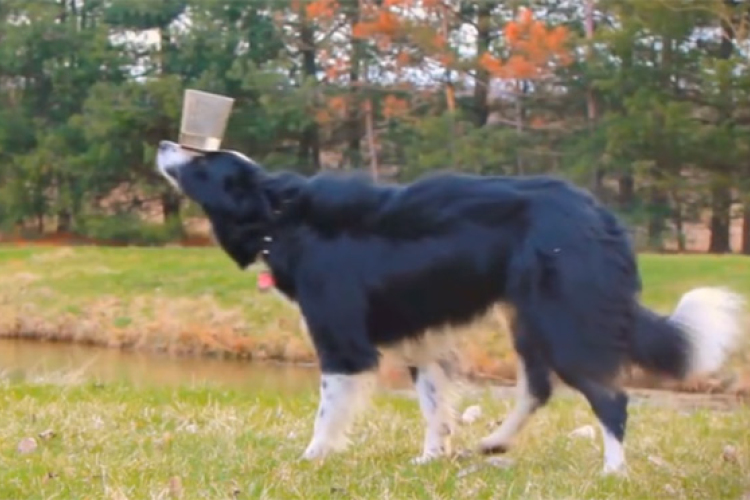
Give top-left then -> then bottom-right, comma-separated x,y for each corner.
410,359 -> 458,464
557,371 -> 628,475
479,344 -> 552,454
301,370 -> 377,460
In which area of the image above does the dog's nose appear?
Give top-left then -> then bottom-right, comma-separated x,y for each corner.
158,140 -> 174,152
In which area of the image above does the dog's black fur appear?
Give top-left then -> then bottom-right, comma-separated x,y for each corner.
158,144 -> 717,462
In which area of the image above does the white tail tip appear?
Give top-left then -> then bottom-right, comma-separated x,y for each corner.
670,287 -> 746,376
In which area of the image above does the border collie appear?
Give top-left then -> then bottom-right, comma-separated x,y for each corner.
156,140 -> 744,475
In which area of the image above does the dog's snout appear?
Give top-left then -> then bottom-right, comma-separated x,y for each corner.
158,140 -> 175,152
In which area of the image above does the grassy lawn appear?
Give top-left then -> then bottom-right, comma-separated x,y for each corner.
0,247 -> 748,498
0,379 -> 747,499
0,246 -> 749,382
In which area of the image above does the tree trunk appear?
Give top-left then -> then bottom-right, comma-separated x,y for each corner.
742,205 -> 750,254
709,185 -> 732,253
346,0 -> 362,169
618,171 -> 634,210
647,186 -> 669,251
364,99 -> 378,181
472,3 -> 492,127
161,192 -> 182,223
673,201 -> 686,252
514,81 -> 525,175
441,3 -> 456,168
56,209 -> 71,233
584,0 -> 602,196
298,20 -> 321,174
708,4 -> 735,254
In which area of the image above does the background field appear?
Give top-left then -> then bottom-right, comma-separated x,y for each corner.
0,246 -> 749,390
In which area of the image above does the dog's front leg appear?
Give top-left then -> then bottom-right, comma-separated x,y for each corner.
302,371 -> 376,460
411,361 -> 456,464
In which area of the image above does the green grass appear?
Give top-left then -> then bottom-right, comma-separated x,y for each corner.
638,254 -> 750,309
2,246 -> 749,310
0,379 -> 747,499
0,246 -> 749,380
0,248 -> 749,497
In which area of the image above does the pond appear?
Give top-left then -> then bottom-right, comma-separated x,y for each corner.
0,339 -> 419,393
0,339 -> 326,392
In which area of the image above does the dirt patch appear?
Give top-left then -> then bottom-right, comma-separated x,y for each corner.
0,293 -> 746,398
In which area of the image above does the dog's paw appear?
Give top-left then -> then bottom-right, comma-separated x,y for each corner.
301,442 -> 331,461
601,463 -> 628,478
411,453 -> 444,465
477,436 -> 510,455
301,437 -> 348,461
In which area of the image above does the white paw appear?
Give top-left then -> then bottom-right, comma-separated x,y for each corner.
301,437 -> 348,461
301,442 -> 332,461
601,463 -> 628,477
411,452 -> 443,465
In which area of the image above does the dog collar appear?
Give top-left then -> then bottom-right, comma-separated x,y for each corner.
260,235 -> 272,258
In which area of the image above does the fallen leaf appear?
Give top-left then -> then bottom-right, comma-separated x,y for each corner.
722,444 -> 738,463
39,429 -> 55,440
647,455 -> 669,468
461,405 -> 483,425
168,476 -> 183,499
157,432 -> 173,449
457,457 -> 515,478
568,425 -> 596,439
91,416 -> 105,430
485,456 -> 514,469
457,463 -> 484,478
17,437 -> 38,454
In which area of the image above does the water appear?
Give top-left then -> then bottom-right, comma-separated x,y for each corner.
0,340 -> 730,411
0,339 -> 321,392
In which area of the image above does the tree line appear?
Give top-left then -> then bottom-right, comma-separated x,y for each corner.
1,0 -> 749,252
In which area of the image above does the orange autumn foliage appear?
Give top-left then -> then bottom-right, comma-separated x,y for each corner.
323,55 -> 348,81
479,52 -> 503,75
395,51 -> 411,67
352,0 -> 457,79
353,9 -> 401,39
328,95 -> 348,113
305,0 -> 338,20
315,95 -> 349,126
482,8 -> 571,80
382,95 -> 409,119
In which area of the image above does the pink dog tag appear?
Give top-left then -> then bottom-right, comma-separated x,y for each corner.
258,271 -> 275,290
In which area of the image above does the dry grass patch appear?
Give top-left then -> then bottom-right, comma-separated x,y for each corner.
0,380 -> 747,499
1,246 -> 750,391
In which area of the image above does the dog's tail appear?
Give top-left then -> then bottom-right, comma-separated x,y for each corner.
631,287 -> 745,379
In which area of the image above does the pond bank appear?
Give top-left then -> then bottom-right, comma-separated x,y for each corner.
1,245 -> 749,396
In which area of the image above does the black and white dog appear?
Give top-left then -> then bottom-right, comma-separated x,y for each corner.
156,140 -> 744,475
